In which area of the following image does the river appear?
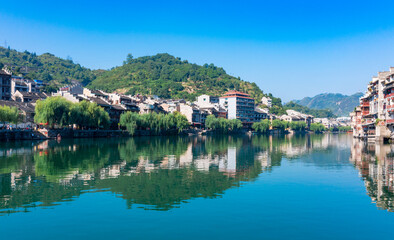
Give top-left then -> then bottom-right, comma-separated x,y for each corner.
0,134 -> 393,239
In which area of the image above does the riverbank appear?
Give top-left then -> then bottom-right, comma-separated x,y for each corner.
0,129 -> 130,141
0,127 -> 343,141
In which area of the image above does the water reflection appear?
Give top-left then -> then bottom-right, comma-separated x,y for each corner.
350,140 -> 394,211
0,133 -> 385,215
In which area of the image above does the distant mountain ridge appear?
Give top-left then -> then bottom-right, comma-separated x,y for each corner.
293,92 -> 363,117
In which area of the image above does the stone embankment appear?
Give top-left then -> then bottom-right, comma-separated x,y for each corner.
0,129 -> 129,141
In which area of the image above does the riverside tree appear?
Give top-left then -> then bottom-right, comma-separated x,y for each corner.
205,115 -> 242,133
271,119 -> 288,131
309,123 -> 326,133
35,97 -> 72,127
119,112 -> 189,135
69,101 -> 110,129
252,119 -> 270,133
0,105 -> 21,126
35,97 -> 110,129
289,121 -> 307,132
337,126 -> 351,132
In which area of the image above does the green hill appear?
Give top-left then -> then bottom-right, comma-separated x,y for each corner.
293,93 -> 363,116
88,53 -> 266,101
283,102 -> 336,118
0,47 -> 97,86
0,47 -> 277,103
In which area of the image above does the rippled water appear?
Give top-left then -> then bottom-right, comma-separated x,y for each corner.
0,134 -> 393,239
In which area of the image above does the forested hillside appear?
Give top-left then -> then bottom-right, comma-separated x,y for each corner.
0,47 -> 96,85
88,53 -> 267,101
2,47 -> 337,116
294,93 -> 363,116
283,102 -> 336,118
0,47 -> 277,103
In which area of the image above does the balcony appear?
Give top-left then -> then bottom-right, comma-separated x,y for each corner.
361,102 -> 370,107
362,118 -> 375,125
385,92 -> 394,98
367,130 -> 376,135
387,105 -> 394,112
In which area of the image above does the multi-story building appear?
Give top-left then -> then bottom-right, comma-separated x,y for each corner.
0,69 -> 11,100
350,107 -> 363,137
219,91 -> 255,123
11,76 -> 39,95
253,108 -> 268,122
351,67 -> 394,141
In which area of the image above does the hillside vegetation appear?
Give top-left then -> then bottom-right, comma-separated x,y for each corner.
0,47 -> 273,102
88,53 -> 266,101
0,47 -> 96,85
294,93 -> 362,116
283,102 -> 336,118
0,47 -> 333,117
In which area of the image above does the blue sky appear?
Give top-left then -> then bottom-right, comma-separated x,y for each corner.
1,0 -> 394,101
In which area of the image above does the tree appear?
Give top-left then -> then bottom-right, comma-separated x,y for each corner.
289,121 -> 307,132
34,97 -> 72,128
310,123 -> 326,133
173,112 -> 189,132
205,115 -> 218,130
283,101 -> 336,118
252,119 -> 270,133
205,115 -> 243,133
43,85 -> 58,93
120,111 -> 189,135
0,105 -> 21,126
123,53 -> 134,65
229,119 -> 242,132
338,126 -> 351,132
70,101 -> 110,129
120,112 -> 140,135
271,119 -> 288,131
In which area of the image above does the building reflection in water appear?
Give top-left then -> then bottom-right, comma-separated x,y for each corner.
0,133 -> 385,215
350,139 -> 394,211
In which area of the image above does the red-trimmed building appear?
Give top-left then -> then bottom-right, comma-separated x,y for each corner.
219,91 -> 255,123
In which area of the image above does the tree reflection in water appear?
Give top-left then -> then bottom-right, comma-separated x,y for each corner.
1,134 -> 391,214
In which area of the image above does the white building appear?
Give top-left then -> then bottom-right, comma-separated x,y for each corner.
219,91 -> 255,123
195,94 -> 219,107
261,96 -> 272,107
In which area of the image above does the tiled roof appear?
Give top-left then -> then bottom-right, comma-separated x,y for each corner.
254,108 -> 268,114
0,100 -> 35,113
18,92 -> 47,99
0,69 -> 11,75
111,104 -> 126,110
89,97 -> 111,106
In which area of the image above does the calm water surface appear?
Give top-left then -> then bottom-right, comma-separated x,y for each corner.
0,134 -> 393,239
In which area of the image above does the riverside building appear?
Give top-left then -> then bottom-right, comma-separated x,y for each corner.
219,91 -> 255,124
0,69 -> 11,100
351,67 -> 394,141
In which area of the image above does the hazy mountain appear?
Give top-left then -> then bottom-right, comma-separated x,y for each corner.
293,93 -> 363,117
